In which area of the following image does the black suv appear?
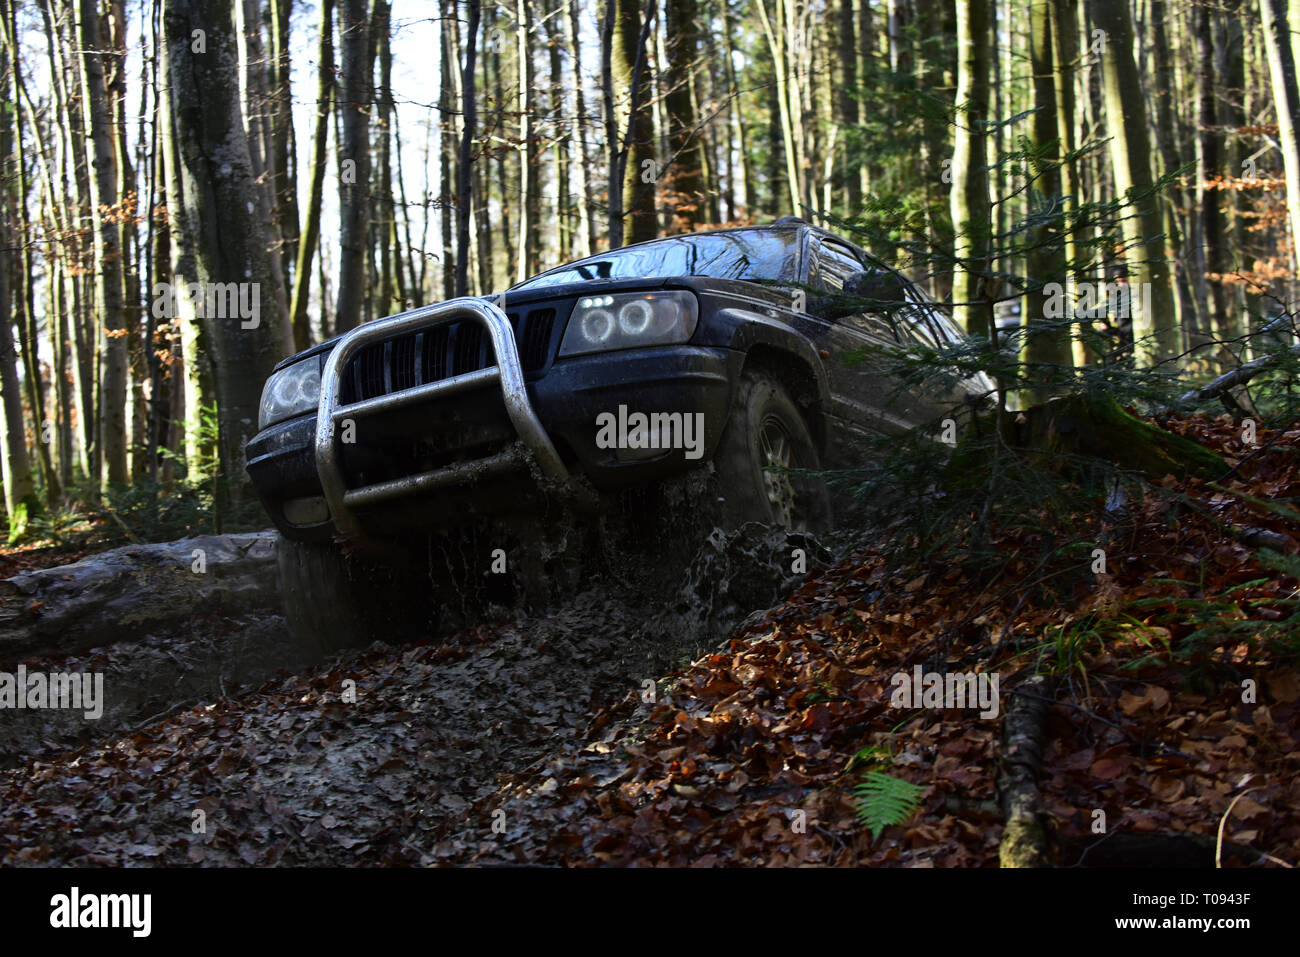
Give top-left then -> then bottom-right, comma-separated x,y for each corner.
246,219 -> 989,646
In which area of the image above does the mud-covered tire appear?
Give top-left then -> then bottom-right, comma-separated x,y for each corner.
712,370 -> 831,531
276,536 -> 417,653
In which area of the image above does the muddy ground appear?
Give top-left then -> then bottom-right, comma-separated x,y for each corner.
0,479 -> 831,865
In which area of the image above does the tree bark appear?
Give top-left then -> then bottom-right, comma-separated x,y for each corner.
563,0 -> 594,257
664,0 -> 703,233
1021,0 -> 1073,394
79,0 -> 129,487
270,0 -> 300,282
289,0 -> 333,350
613,0 -> 657,245
1259,0 -> 1300,278
456,0 -> 479,296
162,0 -> 289,505
0,32 -> 36,526
950,0 -> 993,340
1091,0 -> 1179,366
334,0 -> 371,333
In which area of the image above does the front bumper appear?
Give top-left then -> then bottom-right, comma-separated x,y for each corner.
246,298 -> 737,542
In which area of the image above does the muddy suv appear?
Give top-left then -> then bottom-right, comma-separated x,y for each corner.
247,219 -> 987,647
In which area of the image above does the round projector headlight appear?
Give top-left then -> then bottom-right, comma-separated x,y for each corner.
619,300 -> 654,335
582,309 -> 615,343
259,359 -> 321,429
559,290 -> 698,357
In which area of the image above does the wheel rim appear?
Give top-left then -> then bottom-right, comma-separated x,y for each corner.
758,414 -> 799,527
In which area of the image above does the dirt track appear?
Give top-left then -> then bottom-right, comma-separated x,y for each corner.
0,515 -> 823,865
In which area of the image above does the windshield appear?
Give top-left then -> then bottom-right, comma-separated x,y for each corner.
511,229 -> 802,290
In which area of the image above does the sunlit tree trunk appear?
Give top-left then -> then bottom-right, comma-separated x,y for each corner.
950,0 -> 993,340
1021,0 -> 1073,391
1092,0 -> 1179,366
289,0 -> 333,349
1260,0 -> 1300,277
563,0 -> 594,257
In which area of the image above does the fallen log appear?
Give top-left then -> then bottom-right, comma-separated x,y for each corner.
998,676 -> 1054,867
1004,392 -> 1227,481
1176,343 -> 1300,410
0,532 -> 279,659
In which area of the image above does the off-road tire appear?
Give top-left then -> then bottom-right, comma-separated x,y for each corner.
712,370 -> 832,531
277,536 -> 420,653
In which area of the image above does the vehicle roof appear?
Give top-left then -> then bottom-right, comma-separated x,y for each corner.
508,220 -> 865,290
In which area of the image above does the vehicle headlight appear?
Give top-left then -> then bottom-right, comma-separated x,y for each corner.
258,359 -> 320,429
559,291 -> 698,357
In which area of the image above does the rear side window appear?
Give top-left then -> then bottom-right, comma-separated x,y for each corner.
899,289 -> 964,348
811,240 -> 865,293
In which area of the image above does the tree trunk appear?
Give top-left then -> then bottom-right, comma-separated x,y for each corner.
162,0 -> 289,505
1259,0 -> 1300,278
0,32 -> 36,527
334,0 -> 371,333
108,0 -> 149,485
1149,0 -> 1196,352
289,0 -> 333,350
235,0 -> 292,346
1008,392 -> 1226,482
756,0 -> 802,216
721,0 -> 750,219
563,0 -> 594,257
456,0 -> 479,296
44,0 -> 95,477
837,0 -> 861,215
270,0 -> 300,283
1,4 -> 59,502
615,0 -> 657,245
1051,0 -> 1093,368
1092,0 -> 1179,366
950,0 -> 992,340
80,0 -> 129,487
439,0 -> 455,296
375,0 -> 395,314
1021,0 -> 1073,394
665,0 -> 703,233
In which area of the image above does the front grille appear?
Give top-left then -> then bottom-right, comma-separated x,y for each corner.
342,306 -> 558,404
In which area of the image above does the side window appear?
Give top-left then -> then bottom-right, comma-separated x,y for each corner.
899,288 -> 962,348
812,240 -> 863,293
814,240 -> 906,342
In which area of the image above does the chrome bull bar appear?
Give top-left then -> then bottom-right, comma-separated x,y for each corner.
315,298 -> 569,540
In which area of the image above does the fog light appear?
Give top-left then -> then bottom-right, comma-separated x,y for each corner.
282,495 -> 330,526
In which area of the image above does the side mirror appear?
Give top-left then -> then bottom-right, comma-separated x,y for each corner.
814,269 -> 908,319
846,269 -> 908,308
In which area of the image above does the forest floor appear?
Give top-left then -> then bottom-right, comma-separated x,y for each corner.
0,413 -> 1297,867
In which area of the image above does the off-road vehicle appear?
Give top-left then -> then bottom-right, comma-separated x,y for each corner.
246,219 -> 988,647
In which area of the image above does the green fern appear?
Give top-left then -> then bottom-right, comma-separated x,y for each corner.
853,771 -> 926,841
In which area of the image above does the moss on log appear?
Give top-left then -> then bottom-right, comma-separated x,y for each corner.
1006,393 -> 1226,481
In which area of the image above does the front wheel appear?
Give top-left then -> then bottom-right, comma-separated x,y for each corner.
711,370 -> 831,531
276,536 -> 422,654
